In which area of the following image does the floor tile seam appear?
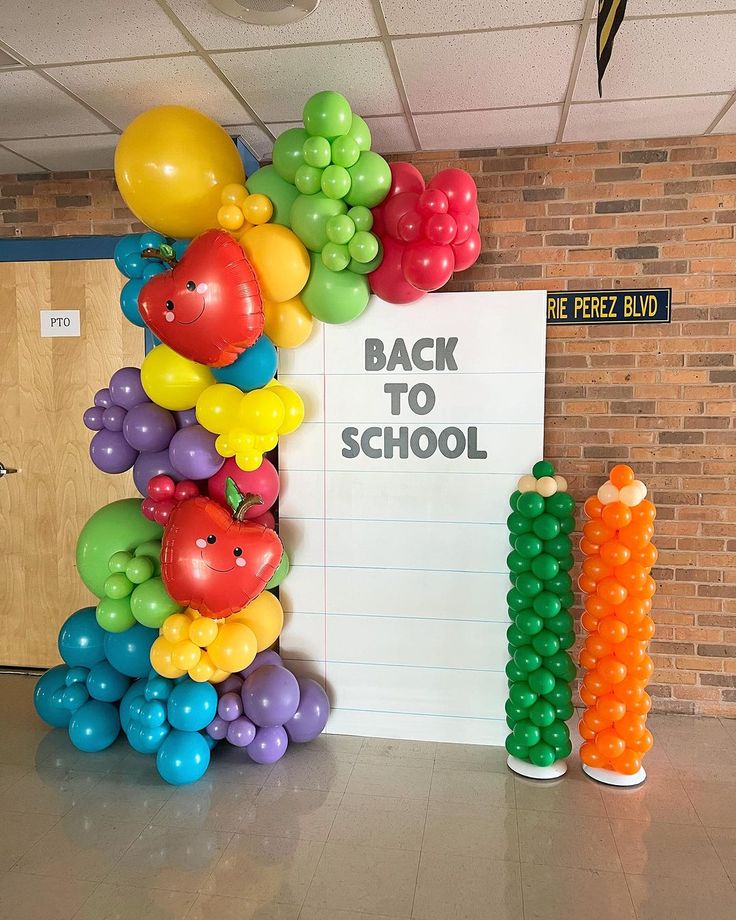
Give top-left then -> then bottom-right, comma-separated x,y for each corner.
68,876 -> 107,920
2,810 -> 66,872
408,779 -> 431,920
93,814 -> 185,888
701,822 -> 736,889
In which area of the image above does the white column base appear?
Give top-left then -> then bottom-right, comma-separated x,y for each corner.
507,754 -> 567,780
582,763 -> 647,787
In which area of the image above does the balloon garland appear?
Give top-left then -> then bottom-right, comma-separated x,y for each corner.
578,465 -> 657,786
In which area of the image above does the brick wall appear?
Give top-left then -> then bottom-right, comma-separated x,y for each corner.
2,132 -> 735,716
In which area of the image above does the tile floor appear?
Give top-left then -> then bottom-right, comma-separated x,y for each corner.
1,673 -> 736,920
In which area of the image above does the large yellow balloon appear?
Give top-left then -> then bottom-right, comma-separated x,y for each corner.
141,345 -> 214,411
207,621 -> 257,673
196,383 -> 243,434
115,106 -> 245,238
270,384 -> 305,435
240,224 -> 310,304
232,590 -> 284,651
263,296 -> 314,349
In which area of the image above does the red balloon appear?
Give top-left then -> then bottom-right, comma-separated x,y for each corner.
428,168 -> 477,215
139,230 -> 263,368
402,240 -> 455,292
368,236 -> 425,304
387,161 -> 425,199
417,189 -> 449,217
451,229 -> 481,271
426,213 -> 458,244
383,192 -> 420,240
208,457 -> 279,518
397,210 -> 424,243
148,474 -> 176,501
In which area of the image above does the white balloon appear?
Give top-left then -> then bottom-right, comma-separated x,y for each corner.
536,476 -> 558,497
633,479 -> 648,500
597,481 -> 620,505
518,474 -> 537,493
553,475 -> 568,493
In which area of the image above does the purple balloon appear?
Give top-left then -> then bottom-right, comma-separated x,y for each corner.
217,675 -> 243,696
173,408 -> 198,429
123,403 -> 176,452
109,367 -> 148,410
102,405 -> 127,432
243,665 -> 300,728
94,387 -> 113,409
169,425 -> 224,480
239,650 -> 283,680
284,678 -> 330,743
90,429 -> 138,474
83,406 -> 104,431
246,725 -> 288,764
206,715 -> 228,741
227,717 -> 256,748
218,691 -> 243,723
133,448 -> 182,496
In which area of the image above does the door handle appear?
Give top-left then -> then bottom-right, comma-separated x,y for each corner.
0,462 -> 18,477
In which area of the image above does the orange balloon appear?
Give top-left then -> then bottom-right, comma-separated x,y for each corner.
628,691 -> 652,715
579,720 -> 596,741
614,712 -> 647,743
600,540 -> 631,568
637,576 -> 657,600
632,499 -> 656,523
580,741 -> 606,767
610,749 -> 642,775
580,537 -> 601,556
586,596 -> 612,620
597,577 -> 628,606
630,616 -> 655,641
610,464 -> 635,489
614,638 -> 647,666
629,728 -> 654,753
619,521 -> 654,551
583,708 -> 612,733
615,598 -> 648,627
580,611 -> 599,633
632,543 -> 658,569
579,649 -> 598,671
578,574 -> 599,595
597,657 -> 628,685
615,561 -> 649,594
586,635 -> 613,659
584,520 -> 615,545
612,676 -> 645,706
580,686 -> 597,708
595,728 -> 627,760
602,501 -> 633,530
583,671 -> 610,698
598,616 -> 629,645
584,496 -> 604,519
631,656 -> 654,682
583,555 -> 612,582
597,695 -> 627,723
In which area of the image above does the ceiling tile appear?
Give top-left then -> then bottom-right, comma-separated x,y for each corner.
394,26 -> 580,112
0,145 -> 45,174
50,56 -> 252,129
0,70 -> 110,138
2,0 -> 192,64
226,124 -> 274,161
712,98 -> 736,133
574,14 -> 736,101
5,134 -> 119,171
565,95 -> 731,142
164,0 -> 380,49
627,1 -> 736,13
382,0 -> 587,34
363,115 -> 416,153
415,106 -> 562,150
213,43 -> 402,122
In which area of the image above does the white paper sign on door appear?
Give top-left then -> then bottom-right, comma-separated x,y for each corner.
278,291 -> 546,745
40,310 -> 80,337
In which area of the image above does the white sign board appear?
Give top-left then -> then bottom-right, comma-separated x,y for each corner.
40,310 -> 80,337
278,291 -> 546,745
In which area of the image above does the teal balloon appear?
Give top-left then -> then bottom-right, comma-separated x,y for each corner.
302,253 -> 369,324
266,550 -> 290,589
58,607 -> 107,668
86,661 -> 131,702
346,151 -> 391,207
130,577 -> 180,629
303,135 -> 331,168
295,164 -> 323,195
69,700 -> 120,752
348,230 -> 379,263
246,165 -> 299,226
290,192 -> 347,252
104,624 -> 157,678
157,730 -> 210,785
321,164 -> 351,199
120,278 -> 145,327
517,492 -> 545,519
532,514 -> 561,540
272,127 -> 308,183
213,335 -> 277,392
34,665 -> 72,727
304,91 -> 352,139
167,680 -> 218,732
347,113 -> 371,151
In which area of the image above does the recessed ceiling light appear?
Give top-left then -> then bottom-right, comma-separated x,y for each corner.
208,0 -> 320,26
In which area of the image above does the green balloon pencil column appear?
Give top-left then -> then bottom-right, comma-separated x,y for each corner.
504,461 -> 577,779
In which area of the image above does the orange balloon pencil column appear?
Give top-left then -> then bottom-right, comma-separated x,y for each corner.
577,465 -> 657,786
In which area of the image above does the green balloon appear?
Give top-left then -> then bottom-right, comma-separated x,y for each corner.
321,164 -> 351,200
559,591 -> 575,610
290,193 -> 347,252
509,490 -> 521,511
555,702 -> 575,721
134,540 -> 162,575
348,238 -> 383,274
96,596 -> 135,633
295,164 -> 323,195
104,572 -> 133,599
505,699 -> 528,723
559,516 -> 575,535
246,165 -> 299,227
532,630 -> 561,658
301,253 -> 370,324
546,491 -> 575,518
532,514 -> 561,541
513,720 -> 541,748
304,91 -> 352,139
346,151 -> 391,208
76,499 -> 162,598
528,667 -> 556,697
507,550 -> 530,575
266,550 -> 290,589
506,661 -> 526,685
303,135 -> 331,168
529,740 -> 556,767
326,214 -> 355,244
516,492 -> 545,519
507,624 -> 527,649
126,555 -> 155,585
546,651 -> 576,681
532,460 -> 555,478
505,736 -> 528,760
558,633 -> 575,651
531,554 -> 559,582
515,534 -> 543,560
272,127 -> 308,183
108,551 -> 132,574
545,572 -> 572,595
321,241 -> 350,272
348,230 -> 379,263
332,135 -> 360,168
554,738 -> 573,759
516,611 -> 544,637
529,699 -> 556,728
509,681 -> 538,710
516,572 -> 543,598
533,592 -> 562,619
544,680 -> 572,708
507,511 -> 532,535
547,611 -> 574,637
348,205 -> 373,231
130,577 -> 180,629
513,646 -> 542,674
347,113 -> 371,151
506,588 -> 528,612
557,554 -> 575,573
541,721 -> 570,747
544,535 -> 571,560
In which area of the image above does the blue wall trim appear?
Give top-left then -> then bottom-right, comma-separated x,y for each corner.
0,235 -> 121,263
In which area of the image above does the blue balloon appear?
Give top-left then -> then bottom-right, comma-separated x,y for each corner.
140,231 -> 166,250
58,607 -> 106,668
68,700 -> 120,752
86,661 -> 131,702
65,666 -> 90,686
120,678 -> 147,725
142,261 -> 167,281
212,335 -> 277,391
34,665 -> 72,727
62,683 -> 89,711
167,680 -> 218,732
157,730 -> 210,785
172,240 -> 190,260
122,250 -> 145,279
114,235 -> 141,275
120,277 -> 146,327
104,623 -> 157,678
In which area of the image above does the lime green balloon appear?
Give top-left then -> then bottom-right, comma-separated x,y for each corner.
96,596 -> 135,633
130,577 -> 180,629
348,205 -> 373,231
347,113 -> 371,151
331,135 -> 360,168
272,127 -> 308,183
302,252 -> 370,324
104,572 -> 133,599
321,164 -> 351,200
134,540 -> 162,575
303,135 -> 331,168
126,555 -> 155,585
303,91 -> 352,139
348,230 -> 379,263
345,151 -> 391,207
266,550 -> 290,589
321,241 -> 350,272
348,238 -> 382,274
76,499 -> 162,598
326,214 -> 355,244
108,551 -> 133,574
290,193 -> 347,252
295,164 -> 323,195
246,165 -> 299,227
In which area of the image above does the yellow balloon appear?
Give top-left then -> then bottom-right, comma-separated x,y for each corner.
242,193 -> 273,225
235,451 -> 261,472
114,105 -> 245,238
232,591 -> 284,651
270,384 -> 305,435
171,639 -> 202,670
240,224 -> 310,303
210,668 -> 231,684
162,612 -> 192,644
239,390 -> 285,435
190,651 -> 217,683
207,621 -> 257,673
196,383 -> 243,434
263,296 -> 314,349
189,616 -> 219,648
217,204 -> 244,231
215,434 -> 235,458
150,636 -> 185,679
141,345 -> 214,411
221,183 -> 248,206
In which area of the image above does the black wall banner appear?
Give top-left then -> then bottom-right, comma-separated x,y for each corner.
547,289 -> 671,325
597,0 -> 629,96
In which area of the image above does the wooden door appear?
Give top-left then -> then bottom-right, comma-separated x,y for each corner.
0,259 -> 142,667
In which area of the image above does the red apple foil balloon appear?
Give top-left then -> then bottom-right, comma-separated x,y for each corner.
161,477 -> 282,619
139,230 -> 264,367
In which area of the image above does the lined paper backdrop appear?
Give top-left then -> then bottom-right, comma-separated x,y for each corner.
278,291 -> 546,745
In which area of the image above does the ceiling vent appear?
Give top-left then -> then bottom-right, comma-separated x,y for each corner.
208,0 -> 320,26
